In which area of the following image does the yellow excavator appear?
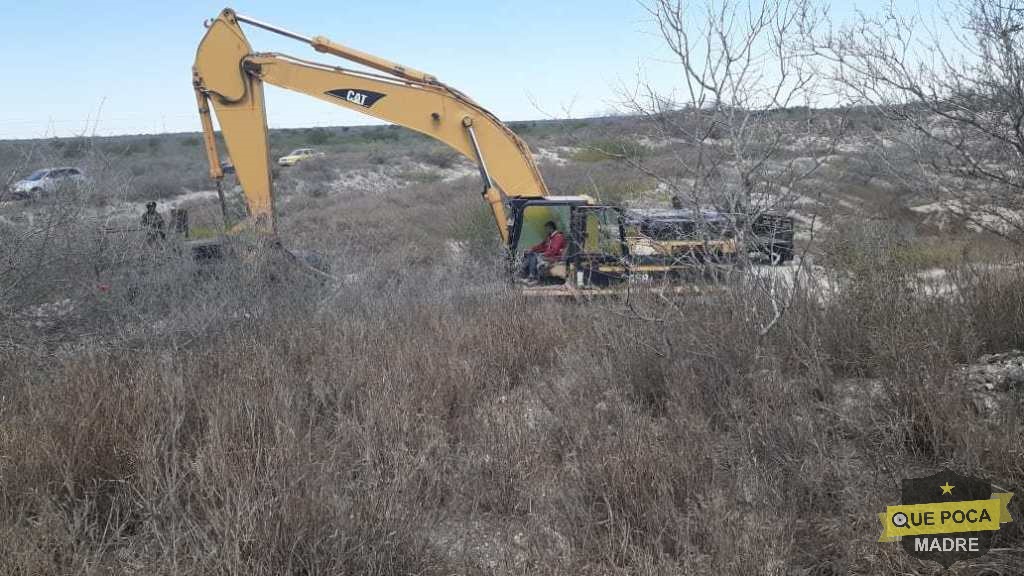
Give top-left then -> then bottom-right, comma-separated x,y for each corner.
191,8 -> 698,291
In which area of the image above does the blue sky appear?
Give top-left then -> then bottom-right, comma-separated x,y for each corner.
0,0 -> 934,139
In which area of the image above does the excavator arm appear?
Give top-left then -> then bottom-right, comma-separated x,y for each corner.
192,8 -> 549,244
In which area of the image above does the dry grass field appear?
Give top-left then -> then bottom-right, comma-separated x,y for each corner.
1,115 -> 1022,574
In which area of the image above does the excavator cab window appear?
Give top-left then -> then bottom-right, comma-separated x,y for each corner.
569,206 -> 629,286
514,204 -> 571,257
573,206 -> 626,258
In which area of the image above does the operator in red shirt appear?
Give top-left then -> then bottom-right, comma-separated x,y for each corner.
521,220 -> 566,284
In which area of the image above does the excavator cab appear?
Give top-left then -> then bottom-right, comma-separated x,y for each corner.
509,198 -> 629,288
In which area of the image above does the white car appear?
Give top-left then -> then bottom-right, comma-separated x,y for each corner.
10,167 -> 87,199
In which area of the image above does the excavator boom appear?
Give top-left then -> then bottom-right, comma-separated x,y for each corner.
192,8 -> 549,243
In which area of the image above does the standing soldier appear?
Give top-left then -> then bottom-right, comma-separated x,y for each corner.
141,201 -> 165,243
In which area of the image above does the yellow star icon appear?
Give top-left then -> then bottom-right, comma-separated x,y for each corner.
940,482 -> 955,495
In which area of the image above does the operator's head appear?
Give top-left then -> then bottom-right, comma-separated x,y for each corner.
544,221 -> 557,234
146,201 -> 157,212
